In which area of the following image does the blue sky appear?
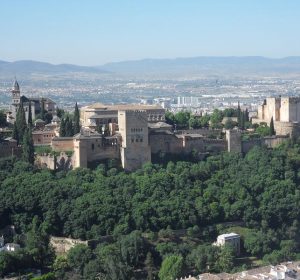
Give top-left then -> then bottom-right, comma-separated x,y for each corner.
1,0 -> 300,65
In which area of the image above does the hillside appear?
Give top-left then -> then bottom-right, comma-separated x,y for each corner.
0,60 -> 109,76
100,56 -> 300,76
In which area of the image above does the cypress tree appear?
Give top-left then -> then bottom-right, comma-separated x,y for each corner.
12,122 -> 19,144
22,128 -> 34,164
240,111 -> 245,130
16,102 -> 27,142
245,108 -> 249,122
28,101 -> 33,127
59,118 -> 66,137
40,99 -> 45,121
270,116 -> 275,136
237,102 -> 241,129
65,116 -> 74,137
74,102 -> 80,134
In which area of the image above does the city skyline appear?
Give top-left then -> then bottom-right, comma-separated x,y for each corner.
1,0 -> 300,65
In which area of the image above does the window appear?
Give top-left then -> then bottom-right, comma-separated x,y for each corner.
131,138 -> 134,143
91,143 -> 95,150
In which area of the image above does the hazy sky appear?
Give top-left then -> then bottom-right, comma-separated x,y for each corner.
1,0 -> 300,65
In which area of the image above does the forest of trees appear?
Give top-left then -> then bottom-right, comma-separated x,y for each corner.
165,106 -> 250,130
165,108 -> 277,138
1,138 -> 300,278
59,103 -> 80,137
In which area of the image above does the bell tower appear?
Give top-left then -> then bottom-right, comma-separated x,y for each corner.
11,78 -> 21,106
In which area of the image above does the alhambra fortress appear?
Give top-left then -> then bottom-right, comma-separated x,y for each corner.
3,80 -> 300,171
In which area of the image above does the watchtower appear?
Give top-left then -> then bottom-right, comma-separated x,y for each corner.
11,79 -> 21,106
118,110 -> 151,171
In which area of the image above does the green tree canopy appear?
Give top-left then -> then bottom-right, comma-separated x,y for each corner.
158,255 -> 183,280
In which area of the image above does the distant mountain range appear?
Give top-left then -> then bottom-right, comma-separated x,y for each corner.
2,57 -> 300,78
0,60 -> 108,76
100,56 -> 300,76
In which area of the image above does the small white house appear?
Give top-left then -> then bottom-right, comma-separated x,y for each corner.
3,243 -> 20,252
213,232 -> 240,255
0,235 -> 20,252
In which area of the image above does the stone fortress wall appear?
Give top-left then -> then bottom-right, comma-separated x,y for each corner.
36,96 -> 300,171
255,96 -> 300,138
0,140 -> 21,158
118,110 -> 151,171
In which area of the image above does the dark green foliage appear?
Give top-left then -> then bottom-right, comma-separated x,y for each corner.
56,108 -> 65,118
166,109 -> 240,130
40,99 -> 45,121
244,108 -> 249,122
166,111 -> 209,129
2,141 -> 300,277
223,108 -> 238,118
224,119 -> 238,130
67,244 -> 92,274
65,116 -> 74,136
210,109 -> 224,129
145,252 -> 155,280
59,118 -> 66,137
165,111 -> 175,126
28,102 -> 33,127
25,216 -> 55,268
240,111 -> 245,130
215,245 -> 235,272
44,112 -> 53,124
237,102 -> 241,127
22,127 -> 35,164
32,272 -> 56,280
59,115 -> 74,137
0,110 -> 7,127
158,255 -> 183,280
16,102 -> 27,142
199,114 -> 210,128
255,122 -> 271,136
187,244 -> 219,273
12,122 -> 19,144
174,111 -> 191,128
74,102 -> 80,134
0,216 -> 54,277
236,103 -> 248,130
270,116 -> 275,136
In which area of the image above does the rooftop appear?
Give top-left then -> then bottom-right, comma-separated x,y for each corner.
84,103 -> 164,111
218,233 -> 240,239
148,122 -> 172,129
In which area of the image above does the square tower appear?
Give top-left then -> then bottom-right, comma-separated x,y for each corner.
118,110 -> 151,171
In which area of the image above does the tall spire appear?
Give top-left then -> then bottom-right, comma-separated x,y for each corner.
12,77 -> 20,92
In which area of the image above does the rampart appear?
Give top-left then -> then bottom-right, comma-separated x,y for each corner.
36,152 -> 74,171
0,141 -> 21,158
242,135 -> 289,153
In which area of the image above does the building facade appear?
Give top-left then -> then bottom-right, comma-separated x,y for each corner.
254,96 -> 300,137
80,102 -> 165,128
214,233 -> 241,255
6,79 -> 56,124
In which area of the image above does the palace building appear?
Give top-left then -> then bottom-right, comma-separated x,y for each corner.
6,79 -> 56,124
